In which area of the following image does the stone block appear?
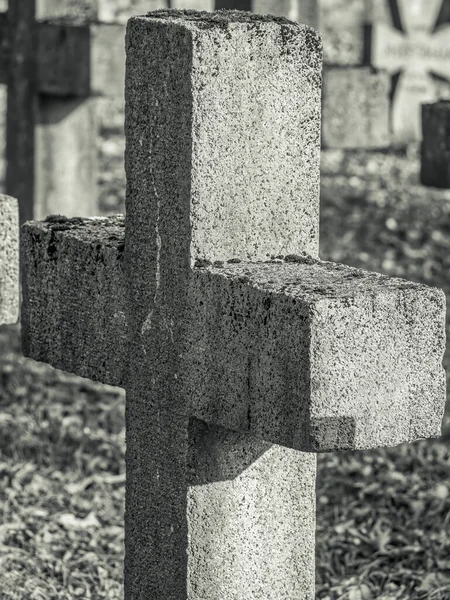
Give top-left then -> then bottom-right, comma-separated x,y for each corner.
0,195 -> 19,325
186,257 -> 446,451
35,96 -> 98,219
322,66 -> 390,149
421,100 -> 450,189
21,215 -> 127,386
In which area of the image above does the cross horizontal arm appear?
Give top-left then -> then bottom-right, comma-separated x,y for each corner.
189,257 -> 445,451
0,13 -> 125,98
0,195 -> 19,325
21,215 -> 127,387
21,215 -> 446,451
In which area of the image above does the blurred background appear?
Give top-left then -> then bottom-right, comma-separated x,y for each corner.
1,0 -> 450,598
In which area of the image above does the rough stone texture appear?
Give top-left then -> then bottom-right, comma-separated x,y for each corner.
21,215 -> 446,452
35,97 -> 98,220
21,215 -> 127,386
421,101 -> 450,189
124,11 -> 322,600
125,11 -> 322,264
322,66 -> 390,149
187,419 -> 316,600
186,258 -> 446,451
0,195 -> 19,324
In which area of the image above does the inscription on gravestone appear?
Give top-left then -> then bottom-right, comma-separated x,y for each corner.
367,0 -> 450,142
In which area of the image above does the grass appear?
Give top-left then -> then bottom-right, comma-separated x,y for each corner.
1,142 -> 450,598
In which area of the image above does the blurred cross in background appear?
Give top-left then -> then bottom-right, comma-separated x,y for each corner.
367,0 -> 450,142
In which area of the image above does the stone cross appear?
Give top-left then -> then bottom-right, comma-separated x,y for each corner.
366,0 -> 450,143
21,10 -> 446,599
0,0 -> 125,222
0,195 -> 19,325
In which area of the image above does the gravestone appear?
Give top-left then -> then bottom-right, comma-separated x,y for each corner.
37,0 -> 99,19
0,0 -> 125,222
366,0 -> 450,142
0,195 -> 19,324
21,10 -> 446,599
421,100 -> 450,188
322,66 -> 390,149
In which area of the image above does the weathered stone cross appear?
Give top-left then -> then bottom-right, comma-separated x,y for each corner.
367,0 -> 450,142
21,10 -> 446,599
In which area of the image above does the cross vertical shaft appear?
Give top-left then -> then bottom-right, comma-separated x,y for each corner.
124,11 -> 322,599
6,0 -> 37,223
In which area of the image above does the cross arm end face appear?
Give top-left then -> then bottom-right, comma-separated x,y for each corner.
0,195 -> 19,325
21,215 -> 127,388
188,258 -> 446,453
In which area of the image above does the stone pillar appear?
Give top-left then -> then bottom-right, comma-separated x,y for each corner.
124,11 -> 321,599
421,100 -> 450,189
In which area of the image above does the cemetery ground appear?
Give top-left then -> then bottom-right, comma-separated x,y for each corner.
1,118 -> 450,598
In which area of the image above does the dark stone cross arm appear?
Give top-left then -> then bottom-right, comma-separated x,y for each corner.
20,11 -> 447,599
22,216 -> 445,453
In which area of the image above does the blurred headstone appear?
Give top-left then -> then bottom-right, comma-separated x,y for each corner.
421,100 -> 450,188
322,66 -> 390,148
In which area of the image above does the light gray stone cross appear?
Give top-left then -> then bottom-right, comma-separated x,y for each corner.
21,10 -> 446,599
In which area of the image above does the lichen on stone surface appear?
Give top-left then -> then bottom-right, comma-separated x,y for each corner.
145,9 -> 297,28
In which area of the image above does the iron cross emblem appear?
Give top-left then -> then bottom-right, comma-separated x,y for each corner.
368,0 -> 450,142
